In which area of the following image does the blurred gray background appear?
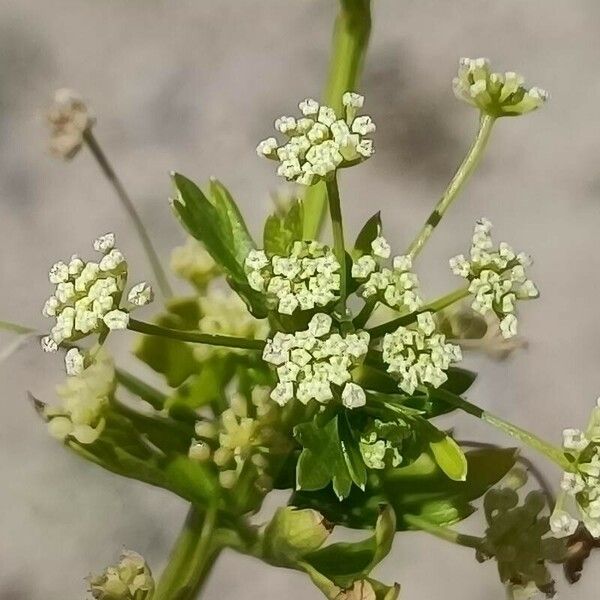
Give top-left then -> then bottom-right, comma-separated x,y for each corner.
1,0 -> 600,598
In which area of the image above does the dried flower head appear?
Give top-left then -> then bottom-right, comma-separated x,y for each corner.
47,88 -> 95,159
453,58 -> 548,117
257,91 -> 375,185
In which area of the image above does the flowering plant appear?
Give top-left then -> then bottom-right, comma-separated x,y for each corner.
3,2 -> 598,599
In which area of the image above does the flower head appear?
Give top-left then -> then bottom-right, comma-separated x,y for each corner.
551,398 -> 600,539
359,418 -> 412,470
262,313 -> 370,407
47,88 -> 95,159
244,241 -> 341,315
41,234 -> 152,352
453,58 -> 548,117
45,347 -> 115,445
257,92 -> 375,185
88,549 -> 154,600
450,218 -> 538,339
170,237 -> 219,289
352,239 -> 422,313
382,312 -> 462,395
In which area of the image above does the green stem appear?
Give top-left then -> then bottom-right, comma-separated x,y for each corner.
433,387 -> 571,471
326,175 -> 348,314
303,0 -> 372,239
83,130 -> 173,299
406,113 -> 496,260
404,514 -> 482,549
154,504 -> 219,600
367,286 -> 469,338
127,318 -> 266,351
0,320 -> 36,335
115,368 -> 167,411
353,298 -> 377,329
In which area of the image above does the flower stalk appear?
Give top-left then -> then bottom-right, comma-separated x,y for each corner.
404,514 -> 483,549
326,175 -> 349,315
406,113 -> 496,260
83,130 -> 173,299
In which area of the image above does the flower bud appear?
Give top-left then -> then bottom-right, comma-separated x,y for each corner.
264,507 -> 332,562
88,550 -> 154,600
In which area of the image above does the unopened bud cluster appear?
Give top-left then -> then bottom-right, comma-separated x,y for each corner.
245,242 -> 340,315
551,399 -> 600,539
453,58 -> 548,117
263,313 -> 369,407
450,218 -> 538,339
170,237 -> 219,289
46,347 -> 115,445
189,386 -> 281,491
41,234 -> 153,353
352,237 -> 422,312
47,88 -> 95,159
88,549 -> 154,600
382,312 -> 462,395
359,418 -> 410,470
257,91 -> 375,185
194,290 -> 269,361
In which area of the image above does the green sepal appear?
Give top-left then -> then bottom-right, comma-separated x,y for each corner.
263,198 -> 304,256
292,448 -> 518,530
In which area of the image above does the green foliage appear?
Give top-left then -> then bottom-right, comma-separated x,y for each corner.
171,173 -> 267,317
429,433 -> 468,482
263,199 -> 304,256
353,211 -> 381,258
292,448 -> 518,530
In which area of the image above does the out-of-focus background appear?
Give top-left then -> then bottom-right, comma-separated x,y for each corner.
1,1 -> 600,598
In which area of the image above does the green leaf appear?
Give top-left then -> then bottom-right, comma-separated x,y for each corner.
295,414 -> 353,500
263,199 -> 304,256
429,434 -> 468,482
172,173 -> 267,317
302,505 -> 396,589
133,297 -> 201,388
292,448 -> 518,531
353,212 -> 381,258
339,413 -> 368,491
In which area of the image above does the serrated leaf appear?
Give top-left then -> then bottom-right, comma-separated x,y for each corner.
263,199 -> 304,256
295,414 -> 353,500
292,448 -> 518,531
353,212 -> 382,258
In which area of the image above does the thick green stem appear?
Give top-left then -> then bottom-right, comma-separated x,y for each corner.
83,130 -> 173,299
326,175 -> 348,314
367,286 -> 469,338
303,0 -> 372,239
154,505 -> 219,600
406,113 -> 496,260
433,388 -> 571,471
128,318 -> 266,351
404,514 -> 482,549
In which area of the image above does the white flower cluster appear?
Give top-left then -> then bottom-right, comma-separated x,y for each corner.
47,88 -> 95,159
359,420 -> 404,470
449,218 -> 538,339
262,314 -> 370,408
382,312 -> 462,395
257,91 -> 375,185
244,242 -> 340,315
88,549 -> 154,600
550,399 -> 600,539
46,347 -> 115,445
41,234 -> 153,352
352,237 -> 422,312
453,57 -> 548,117
189,386 -> 280,491
170,237 -> 218,289
194,290 -> 269,361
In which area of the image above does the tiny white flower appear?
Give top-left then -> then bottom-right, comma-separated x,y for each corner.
256,137 -> 278,158
342,92 -> 364,109
189,441 -> 211,461
270,382 -> 294,406
41,336 -> 58,353
99,248 -> 125,272
499,314 -> 518,339
93,233 -> 116,253
103,309 -> 130,330
308,313 -> 332,338
275,116 -> 297,134
549,510 -> 579,538
128,282 -> 154,306
371,236 -> 391,258
561,472 -> 586,495
64,348 -> 85,376
342,382 -> 367,409
49,261 -> 69,284
299,98 -> 319,116
562,428 -> 589,453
